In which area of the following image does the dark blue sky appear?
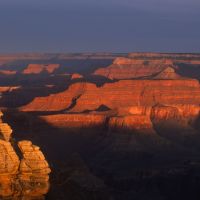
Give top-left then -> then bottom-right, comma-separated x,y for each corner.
0,0 -> 200,53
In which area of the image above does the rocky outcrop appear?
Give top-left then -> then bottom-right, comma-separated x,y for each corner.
71,73 -> 84,80
0,140 -> 20,197
40,104 -> 200,132
0,86 -> 21,93
0,111 -> 51,199
20,82 -> 87,111
20,76 -> 200,132
40,113 -> 107,128
0,139 -> 19,175
21,78 -> 200,112
22,64 -> 60,74
153,67 -> 181,79
70,79 -> 200,112
94,57 -> 176,79
109,115 -> 153,130
0,122 -> 12,141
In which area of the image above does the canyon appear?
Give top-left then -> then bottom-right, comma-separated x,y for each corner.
19,66 -> 200,134
0,53 -> 200,199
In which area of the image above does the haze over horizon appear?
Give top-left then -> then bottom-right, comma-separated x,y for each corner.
0,0 -> 200,53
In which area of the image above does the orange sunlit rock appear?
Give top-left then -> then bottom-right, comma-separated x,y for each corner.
0,111 -> 51,199
23,64 -> 60,74
94,57 -> 175,79
71,73 -> 84,80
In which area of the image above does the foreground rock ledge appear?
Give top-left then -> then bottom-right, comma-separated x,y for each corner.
0,111 -> 51,199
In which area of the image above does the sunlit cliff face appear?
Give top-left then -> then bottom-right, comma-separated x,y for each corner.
0,111 -> 51,199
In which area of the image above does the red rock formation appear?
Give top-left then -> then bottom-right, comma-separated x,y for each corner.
0,86 -> 21,93
70,79 -> 200,112
0,70 -> 16,75
40,113 -> 107,128
94,57 -> 175,79
19,57 -> 200,132
20,82 -> 87,111
23,64 -> 60,74
0,111 -> 51,199
151,104 -> 199,124
21,78 -> 200,115
71,73 -> 84,80
0,140 -> 20,197
153,67 -> 181,79
21,77 -> 200,131
39,104 -> 200,132
109,115 -> 153,130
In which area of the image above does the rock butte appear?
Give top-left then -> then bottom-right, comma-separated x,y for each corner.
94,57 -> 176,79
0,110 -> 51,198
71,73 -> 84,80
23,64 -> 60,74
21,66 -> 200,132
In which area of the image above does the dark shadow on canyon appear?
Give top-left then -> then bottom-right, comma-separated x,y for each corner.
3,109 -> 200,200
0,74 -> 117,108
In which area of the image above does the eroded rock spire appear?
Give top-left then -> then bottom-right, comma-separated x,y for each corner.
0,110 -> 51,199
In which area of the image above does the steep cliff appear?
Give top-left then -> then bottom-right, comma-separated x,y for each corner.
0,111 -> 51,199
20,82 -> 87,111
70,79 -> 200,112
40,103 -> 200,132
21,78 -> 200,113
40,113 -> 107,128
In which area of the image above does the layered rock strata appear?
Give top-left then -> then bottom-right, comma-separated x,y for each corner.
40,114 -> 107,128
94,57 -> 175,79
21,76 -> 200,112
0,111 -> 51,199
20,82 -> 87,111
20,66 -> 200,132
40,103 -> 200,133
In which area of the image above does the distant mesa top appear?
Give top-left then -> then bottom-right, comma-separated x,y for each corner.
23,64 -> 60,74
94,57 -> 179,80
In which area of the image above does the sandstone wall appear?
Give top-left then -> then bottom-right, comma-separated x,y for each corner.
70,80 -> 200,112
94,57 -> 175,79
20,82 -> 87,111
40,113 -> 107,128
0,111 -> 51,199
21,79 -> 200,116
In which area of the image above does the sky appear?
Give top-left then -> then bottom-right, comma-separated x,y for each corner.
0,0 -> 200,53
